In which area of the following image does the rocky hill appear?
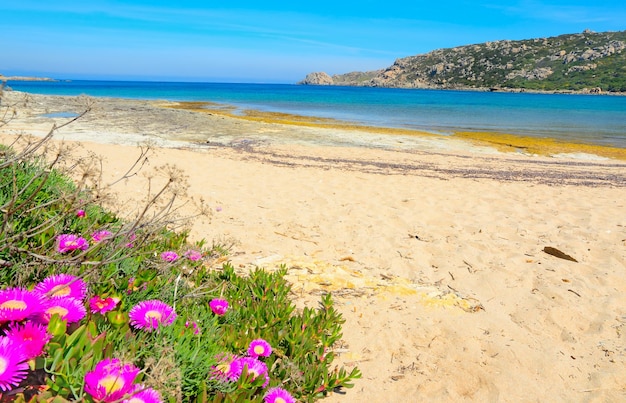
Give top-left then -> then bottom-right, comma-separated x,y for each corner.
299,30 -> 626,93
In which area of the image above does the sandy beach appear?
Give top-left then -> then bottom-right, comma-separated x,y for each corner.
2,91 -> 626,402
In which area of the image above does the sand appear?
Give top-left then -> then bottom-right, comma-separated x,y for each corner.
2,91 -> 626,402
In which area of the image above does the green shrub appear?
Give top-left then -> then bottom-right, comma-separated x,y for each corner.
0,135 -> 360,403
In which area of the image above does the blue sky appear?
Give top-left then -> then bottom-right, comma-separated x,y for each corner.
1,0 -> 624,83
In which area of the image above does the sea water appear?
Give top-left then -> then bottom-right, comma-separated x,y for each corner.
6,80 -> 626,148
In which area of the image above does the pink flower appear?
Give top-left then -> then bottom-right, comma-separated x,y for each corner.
210,353 -> 239,382
184,250 -> 202,261
209,299 -> 229,316
248,338 -> 272,358
264,387 -> 296,403
0,337 -> 29,392
76,209 -> 86,218
229,357 -> 269,387
40,297 -> 87,324
89,296 -> 120,314
4,321 -> 51,359
125,233 -> 136,248
56,234 -> 89,253
128,300 -> 176,332
185,320 -> 200,335
0,288 -> 45,322
34,273 -> 87,300
92,230 -> 113,242
84,358 -> 139,402
160,251 -> 179,262
122,384 -> 163,403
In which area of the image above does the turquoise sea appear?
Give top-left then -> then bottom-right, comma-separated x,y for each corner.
6,80 -> 626,148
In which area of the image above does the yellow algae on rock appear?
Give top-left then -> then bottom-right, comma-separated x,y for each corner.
163,101 -> 440,138
454,131 -> 626,160
162,101 -> 626,161
244,255 -> 482,312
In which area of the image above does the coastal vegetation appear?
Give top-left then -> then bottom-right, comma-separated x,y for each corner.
300,30 -> 626,93
0,88 -> 360,402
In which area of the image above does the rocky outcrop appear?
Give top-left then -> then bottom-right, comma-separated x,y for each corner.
299,30 -> 626,93
0,74 -> 56,82
330,70 -> 385,86
298,72 -> 334,85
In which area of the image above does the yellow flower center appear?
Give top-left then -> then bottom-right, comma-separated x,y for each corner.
47,306 -> 69,318
275,399 -> 286,403
145,310 -> 162,322
216,362 -> 231,374
254,345 -> 266,355
50,284 -> 71,297
98,375 -> 126,394
0,300 -> 26,310
0,357 -> 7,375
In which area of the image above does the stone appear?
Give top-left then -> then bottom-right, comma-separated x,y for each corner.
298,72 -> 334,85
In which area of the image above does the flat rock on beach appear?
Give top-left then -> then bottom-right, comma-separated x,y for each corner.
2,91 -> 626,402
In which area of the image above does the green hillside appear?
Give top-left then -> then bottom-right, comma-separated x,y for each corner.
300,30 -> 626,93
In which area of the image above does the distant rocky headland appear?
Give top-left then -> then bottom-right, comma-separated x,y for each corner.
0,74 -> 56,82
299,30 -> 626,94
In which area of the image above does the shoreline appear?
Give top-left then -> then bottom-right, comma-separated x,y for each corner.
1,90 -> 626,401
6,74 -> 626,95
303,82 -> 626,96
166,100 -> 626,160
3,89 -> 626,160
1,90 -> 625,188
